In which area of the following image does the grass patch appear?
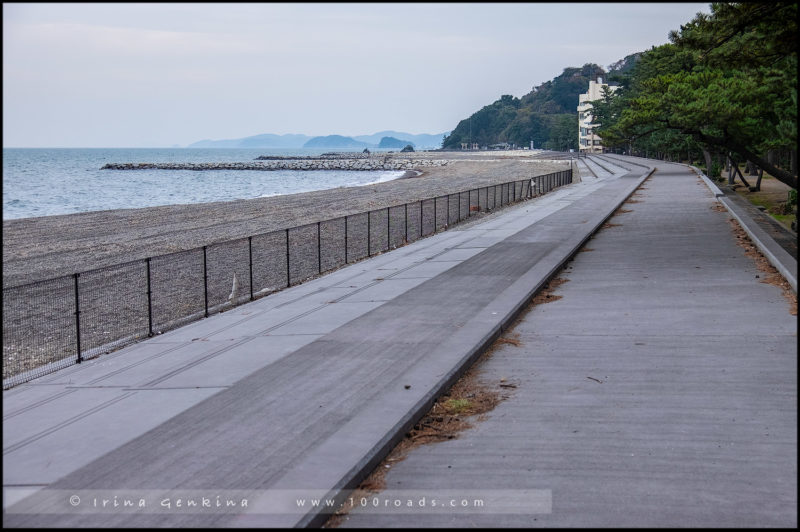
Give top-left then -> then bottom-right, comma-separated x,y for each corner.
444,398 -> 473,414
726,170 -> 797,231
770,213 -> 796,226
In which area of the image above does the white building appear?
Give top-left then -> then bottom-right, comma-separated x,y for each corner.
578,77 -> 618,154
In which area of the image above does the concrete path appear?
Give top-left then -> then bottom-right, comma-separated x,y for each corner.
338,160 -> 797,528
4,156 -> 795,528
3,156 -> 640,527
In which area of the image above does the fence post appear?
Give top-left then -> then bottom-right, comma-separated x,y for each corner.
318,221 -> 322,274
420,201 -> 423,238
434,197 -> 437,233
146,258 -> 154,335
404,204 -> 408,243
74,273 -> 82,363
203,245 -> 209,317
286,229 -> 291,287
248,237 -> 254,301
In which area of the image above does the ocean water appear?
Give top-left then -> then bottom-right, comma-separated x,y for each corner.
2,148 -> 405,220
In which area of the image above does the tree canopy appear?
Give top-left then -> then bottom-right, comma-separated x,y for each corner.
591,2 -> 797,189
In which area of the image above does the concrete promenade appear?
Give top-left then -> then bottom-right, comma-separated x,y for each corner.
340,159 -> 797,528
4,156 -> 796,527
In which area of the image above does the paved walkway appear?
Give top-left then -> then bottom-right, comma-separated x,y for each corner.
339,160 -> 797,528
3,157 -> 796,527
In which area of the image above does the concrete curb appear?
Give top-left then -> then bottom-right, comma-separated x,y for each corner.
690,165 -> 725,197
719,196 -> 797,294
691,165 -> 796,293
296,169 -> 655,527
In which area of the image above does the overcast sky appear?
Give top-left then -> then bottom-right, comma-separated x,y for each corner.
3,2 -> 711,148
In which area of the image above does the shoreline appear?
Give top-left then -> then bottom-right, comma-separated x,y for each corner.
399,169 -> 424,179
3,152 -> 572,287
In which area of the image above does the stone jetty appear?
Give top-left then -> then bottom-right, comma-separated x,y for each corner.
101,157 -> 449,171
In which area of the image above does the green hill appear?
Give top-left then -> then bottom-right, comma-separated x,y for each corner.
442,58 -> 639,151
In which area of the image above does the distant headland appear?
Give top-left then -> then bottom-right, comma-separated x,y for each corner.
187,130 -> 449,150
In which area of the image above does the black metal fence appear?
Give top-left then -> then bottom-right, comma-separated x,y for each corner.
2,169 -> 572,388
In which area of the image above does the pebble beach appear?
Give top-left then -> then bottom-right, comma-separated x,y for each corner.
2,150 -> 575,288
3,149 -> 578,383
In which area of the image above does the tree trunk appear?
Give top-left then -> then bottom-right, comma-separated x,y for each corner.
746,160 -> 757,175
727,154 -> 734,185
730,156 -> 752,188
703,149 -> 713,177
753,168 -> 763,192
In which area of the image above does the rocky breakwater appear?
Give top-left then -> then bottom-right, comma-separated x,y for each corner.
101,157 -> 449,172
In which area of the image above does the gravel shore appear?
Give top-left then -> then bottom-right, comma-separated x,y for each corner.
3,151 -> 573,287
3,150 -> 576,384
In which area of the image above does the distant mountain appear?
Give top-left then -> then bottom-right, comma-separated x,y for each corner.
188,133 -> 311,148
302,135 -> 372,149
377,136 -> 414,149
188,130 -> 450,149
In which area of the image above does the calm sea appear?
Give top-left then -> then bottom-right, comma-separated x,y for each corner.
2,148 -> 404,220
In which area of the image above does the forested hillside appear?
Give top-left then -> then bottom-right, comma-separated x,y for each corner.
441,60 -> 638,151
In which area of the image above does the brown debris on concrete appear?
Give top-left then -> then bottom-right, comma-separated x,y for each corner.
726,218 -> 797,315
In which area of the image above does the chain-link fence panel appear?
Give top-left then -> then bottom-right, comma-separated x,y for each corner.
77,260 -> 149,357
3,275 -> 77,387
346,212 -> 369,262
251,230 -> 289,296
369,209 -> 390,255
321,217 -> 347,274
206,238 -> 252,313
388,205 -> 407,249
288,223 -> 319,286
150,248 -> 206,334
